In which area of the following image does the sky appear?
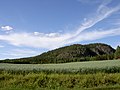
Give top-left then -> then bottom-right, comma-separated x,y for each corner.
0,0 -> 120,59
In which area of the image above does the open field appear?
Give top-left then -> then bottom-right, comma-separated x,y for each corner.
1,60 -> 120,89
0,60 -> 120,74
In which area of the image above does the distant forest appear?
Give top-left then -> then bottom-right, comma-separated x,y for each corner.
0,43 -> 120,64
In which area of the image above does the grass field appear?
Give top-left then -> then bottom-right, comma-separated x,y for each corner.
1,60 -> 120,89
0,60 -> 120,74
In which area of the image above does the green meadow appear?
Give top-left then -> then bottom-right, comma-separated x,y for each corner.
0,60 -> 120,90
0,60 -> 120,74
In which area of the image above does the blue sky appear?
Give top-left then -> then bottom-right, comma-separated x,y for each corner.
0,0 -> 120,59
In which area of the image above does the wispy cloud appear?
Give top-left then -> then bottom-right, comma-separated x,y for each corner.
1,26 -> 13,31
0,32 -> 68,49
97,0 -> 112,12
33,32 -> 60,37
67,28 -> 120,44
0,1 -> 120,50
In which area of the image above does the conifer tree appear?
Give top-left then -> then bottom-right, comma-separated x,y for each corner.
114,46 -> 120,59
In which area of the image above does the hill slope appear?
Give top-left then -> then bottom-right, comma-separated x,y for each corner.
0,43 -> 115,64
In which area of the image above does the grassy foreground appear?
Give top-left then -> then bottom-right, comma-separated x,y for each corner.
1,86 -> 120,90
0,72 -> 120,90
1,60 -> 120,89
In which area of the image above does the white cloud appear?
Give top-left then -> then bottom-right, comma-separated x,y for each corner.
33,32 -> 60,37
66,28 -> 120,44
1,26 -> 13,31
0,32 -> 69,49
0,2 -> 120,50
33,32 -> 39,35
0,28 -> 120,50
45,33 -> 60,37
65,2 -> 120,38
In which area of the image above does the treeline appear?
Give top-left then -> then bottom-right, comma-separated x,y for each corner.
0,43 -> 120,64
0,53 -> 115,64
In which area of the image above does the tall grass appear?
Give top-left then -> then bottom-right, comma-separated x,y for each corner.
0,60 -> 120,74
1,60 -> 120,89
0,72 -> 120,89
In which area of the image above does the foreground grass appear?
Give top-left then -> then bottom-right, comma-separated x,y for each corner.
1,85 -> 120,90
0,72 -> 120,89
0,60 -> 120,74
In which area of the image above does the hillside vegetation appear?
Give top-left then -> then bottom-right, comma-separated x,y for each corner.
0,43 -> 117,64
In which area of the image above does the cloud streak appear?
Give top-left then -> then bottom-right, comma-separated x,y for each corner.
0,1 -> 120,50
1,26 -> 13,31
67,28 -> 120,44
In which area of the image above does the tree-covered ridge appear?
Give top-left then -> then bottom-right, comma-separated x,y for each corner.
0,43 -> 116,64
39,43 -> 114,57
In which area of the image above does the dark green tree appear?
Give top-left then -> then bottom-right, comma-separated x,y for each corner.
114,46 -> 120,59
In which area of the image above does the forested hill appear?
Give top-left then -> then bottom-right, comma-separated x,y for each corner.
0,43 -> 116,64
